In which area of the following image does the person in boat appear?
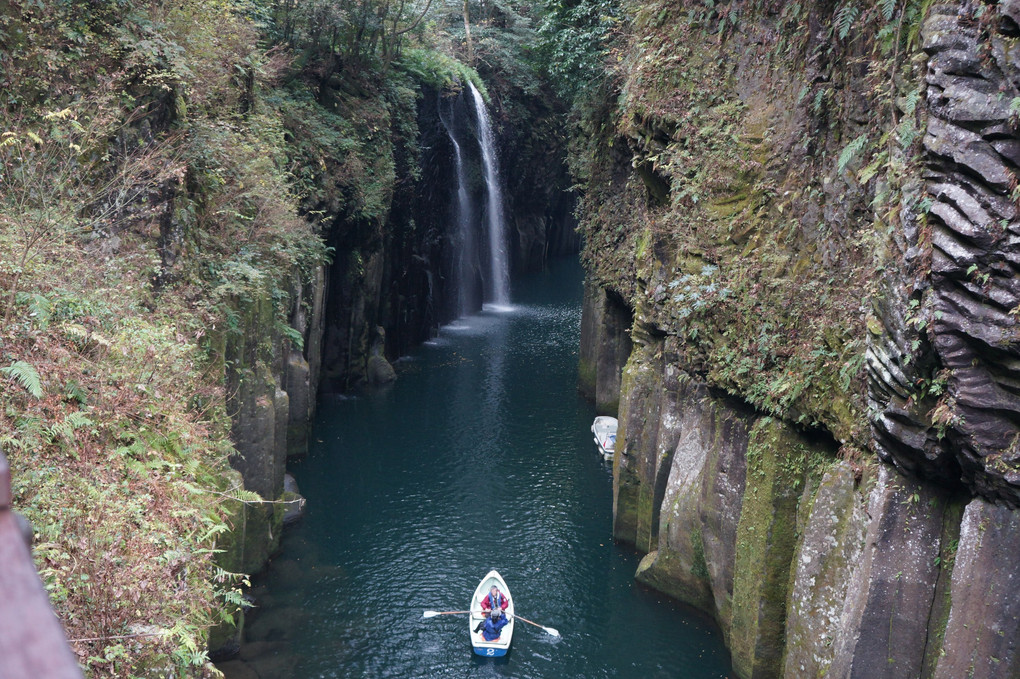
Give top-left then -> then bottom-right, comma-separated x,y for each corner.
479,585 -> 509,614
475,606 -> 510,640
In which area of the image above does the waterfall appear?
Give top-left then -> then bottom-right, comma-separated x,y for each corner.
439,98 -> 477,317
467,81 -> 511,307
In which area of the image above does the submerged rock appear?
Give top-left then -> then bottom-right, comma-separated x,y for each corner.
216,659 -> 259,679
367,326 -> 397,386
367,354 -> 397,385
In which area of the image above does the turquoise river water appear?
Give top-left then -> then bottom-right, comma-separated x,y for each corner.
234,258 -> 733,678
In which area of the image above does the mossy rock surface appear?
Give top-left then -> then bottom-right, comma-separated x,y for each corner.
216,467 -> 285,577
729,418 -> 813,679
781,463 -> 865,678
827,466 -> 951,679
613,338 -> 663,545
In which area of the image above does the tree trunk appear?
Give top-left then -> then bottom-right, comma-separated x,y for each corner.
463,0 -> 473,64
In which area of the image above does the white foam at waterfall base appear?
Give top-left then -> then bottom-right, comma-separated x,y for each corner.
482,302 -> 517,314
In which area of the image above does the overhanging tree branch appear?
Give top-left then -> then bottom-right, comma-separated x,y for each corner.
393,0 -> 435,36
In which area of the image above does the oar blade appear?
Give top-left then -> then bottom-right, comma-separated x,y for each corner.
514,614 -> 561,638
423,610 -> 440,618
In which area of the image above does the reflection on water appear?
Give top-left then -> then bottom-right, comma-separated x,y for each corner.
219,258 -> 733,679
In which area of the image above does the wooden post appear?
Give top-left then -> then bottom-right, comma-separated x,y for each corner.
0,451 -> 83,678
0,451 -> 10,510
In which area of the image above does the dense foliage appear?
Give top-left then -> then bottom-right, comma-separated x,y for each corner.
0,0 -> 327,673
535,0 -> 621,101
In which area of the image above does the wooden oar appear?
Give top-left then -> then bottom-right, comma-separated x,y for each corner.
423,610 -> 471,618
513,614 -> 561,638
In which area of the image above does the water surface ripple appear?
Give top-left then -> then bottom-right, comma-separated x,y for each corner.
245,258 -> 733,679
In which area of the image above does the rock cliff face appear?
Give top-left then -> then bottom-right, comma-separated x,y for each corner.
211,68 -> 575,609
870,2 -> 1020,506
578,283 -> 633,414
579,2 -> 1020,677
215,268 -> 327,575
206,268 -> 326,656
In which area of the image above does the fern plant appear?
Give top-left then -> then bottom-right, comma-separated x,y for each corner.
16,292 -> 54,328
838,133 -> 870,174
834,2 -> 860,40
879,0 -> 897,21
47,412 -> 94,447
1,360 -> 43,398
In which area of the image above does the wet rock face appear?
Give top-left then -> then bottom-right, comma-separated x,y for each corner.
826,467 -> 950,679
934,498 -> 1020,678
579,281 -> 633,415
632,375 -> 750,632
869,2 -> 1020,506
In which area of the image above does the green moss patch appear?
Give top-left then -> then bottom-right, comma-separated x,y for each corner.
730,418 -> 816,679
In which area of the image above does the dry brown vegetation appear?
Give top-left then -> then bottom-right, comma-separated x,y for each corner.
0,1 -> 320,675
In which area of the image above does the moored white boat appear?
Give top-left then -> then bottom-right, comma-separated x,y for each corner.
469,570 -> 514,657
591,416 -> 618,459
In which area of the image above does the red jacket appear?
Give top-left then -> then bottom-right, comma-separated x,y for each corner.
480,590 -> 508,612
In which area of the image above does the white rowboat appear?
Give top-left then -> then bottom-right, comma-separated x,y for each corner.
591,416 -> 618,459
469,570 -> 514,657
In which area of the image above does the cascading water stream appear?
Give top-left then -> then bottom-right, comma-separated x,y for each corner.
468,81 -> 511,308
438,99 -> 477,318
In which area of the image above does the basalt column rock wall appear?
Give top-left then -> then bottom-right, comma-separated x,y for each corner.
213,266 -> 327,576
579,281 -> 633,414
609,317 -> 1019,679
319,86 -> 453,391
498,94 -> 579,272
207,266 -> 327,657
577,2 -> 1020,678
869,2 -> 1020,506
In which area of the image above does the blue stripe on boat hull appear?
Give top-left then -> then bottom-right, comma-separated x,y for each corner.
473,645 -> 508,657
